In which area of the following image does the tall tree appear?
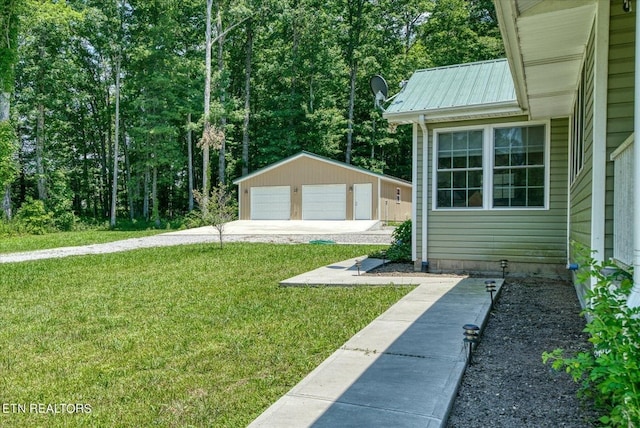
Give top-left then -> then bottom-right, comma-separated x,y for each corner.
202,0 -> 213,199
0,0 -> 20,219
338,0 -> 370,164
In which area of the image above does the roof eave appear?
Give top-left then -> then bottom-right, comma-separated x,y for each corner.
494,0 -> 530,113
384,102 -> 525,125
233,151 -> 411,186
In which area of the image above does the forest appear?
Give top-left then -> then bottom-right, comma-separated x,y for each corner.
0,0 -> 504,230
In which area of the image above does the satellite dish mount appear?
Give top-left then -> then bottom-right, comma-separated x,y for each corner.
370,75 -> 389,111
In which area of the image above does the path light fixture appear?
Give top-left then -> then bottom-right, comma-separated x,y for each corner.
380,250 -> 386,265
355,259 -> 362,275
462,324 -> 480,363
485,280 -> 496,307
500,259 -> 509,278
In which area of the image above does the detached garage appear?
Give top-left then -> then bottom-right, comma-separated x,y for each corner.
233,151 -> 412,222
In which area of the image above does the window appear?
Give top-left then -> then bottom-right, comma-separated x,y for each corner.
493,125 -> 545,207
434,122 -> 547,210
570,66 -> 586,184
436,130 -> 484,208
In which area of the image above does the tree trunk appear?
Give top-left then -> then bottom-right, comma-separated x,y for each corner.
123,119 -> 134,220
217,7 -> 227,185
110,56 -> 121,228
2,186 -> 10,220
36,103 -> 47,200
241,19 -> 253,177
202,0 -> 213,205
1,92 -> 11,220
345,62 -> 357,164
187,113 -> 194,211
152,166 -> 159,227
143,166 -> 150,220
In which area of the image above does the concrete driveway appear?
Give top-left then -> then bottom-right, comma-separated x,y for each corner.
171,220 -> 385,235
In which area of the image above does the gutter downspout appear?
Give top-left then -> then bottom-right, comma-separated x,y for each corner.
591,0 -> 609,279
411,123 -> 418,263
627,8 -> 640,308
418,115 -> 428,271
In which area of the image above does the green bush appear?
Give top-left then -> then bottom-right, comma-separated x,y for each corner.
15,197 -> 53,235
542,243 -> 640,426
53,211 -> 77,231
371,219 -> 412,262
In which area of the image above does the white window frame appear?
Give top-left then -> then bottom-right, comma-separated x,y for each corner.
432,120 -> 550,211
570,64 -> 586,186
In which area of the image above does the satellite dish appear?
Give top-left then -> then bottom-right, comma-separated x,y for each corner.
370,75 -> 388,110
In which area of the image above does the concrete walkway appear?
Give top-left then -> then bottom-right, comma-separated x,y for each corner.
251,256 -> 503,428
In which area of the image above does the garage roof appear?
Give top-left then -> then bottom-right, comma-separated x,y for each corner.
232,151 -> 411,186
383,59 -> 523,124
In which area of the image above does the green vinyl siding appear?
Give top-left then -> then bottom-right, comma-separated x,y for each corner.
605,7 -> 635,259
416,116 -> 567,267
570,23 -> 595,253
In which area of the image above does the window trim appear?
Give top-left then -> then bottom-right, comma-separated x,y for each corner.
431,120 -> 550,212
570,63 -> 586,186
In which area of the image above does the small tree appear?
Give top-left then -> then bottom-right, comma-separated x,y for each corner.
193,184 -> 237,248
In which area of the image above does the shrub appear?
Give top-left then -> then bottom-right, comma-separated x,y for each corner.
15,197 -> 53,235
54,211 -> 77,231
371,219 -> 412,262
542,244 -> 640,426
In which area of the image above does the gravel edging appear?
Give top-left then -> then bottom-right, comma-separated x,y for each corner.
0,232 -> 392,263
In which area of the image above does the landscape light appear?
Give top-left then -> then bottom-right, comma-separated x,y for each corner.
462,324 -> 480,363
500,259 -> 509,278
485,280 -> 496,307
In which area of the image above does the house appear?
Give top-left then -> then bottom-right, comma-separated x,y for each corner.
232,151 -> 412,222
384,0 -> 639,308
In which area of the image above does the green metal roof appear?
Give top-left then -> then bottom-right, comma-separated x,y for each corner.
383,59 -> 523,124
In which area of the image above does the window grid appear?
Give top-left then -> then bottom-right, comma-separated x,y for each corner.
436,130 -> 484,208
433,122 -> 548,211
493,125 -> 546,208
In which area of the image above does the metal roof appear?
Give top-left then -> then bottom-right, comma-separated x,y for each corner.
383,59 -> 522,124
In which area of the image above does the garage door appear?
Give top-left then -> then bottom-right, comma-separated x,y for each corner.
302,184 -> 346,220
251,186 -> 290,220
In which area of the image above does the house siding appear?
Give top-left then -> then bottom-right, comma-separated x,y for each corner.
606,7 -> 635,259
569,7 -> 635,305
569,8 -> 635,257
569,26 -> 595,255
414,115 -> 568,276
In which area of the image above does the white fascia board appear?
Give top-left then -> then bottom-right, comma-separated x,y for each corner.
384,103 -> 524,126
493,0 -> 530,113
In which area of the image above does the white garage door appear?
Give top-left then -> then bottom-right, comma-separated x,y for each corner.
251,186 -> 290,220
302,184 -> 346,220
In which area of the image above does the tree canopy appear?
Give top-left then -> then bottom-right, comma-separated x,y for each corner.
3,0 -> 503,226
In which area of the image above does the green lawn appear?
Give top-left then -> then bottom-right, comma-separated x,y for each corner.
0,243 -> 411,427
0,229 -> 167,254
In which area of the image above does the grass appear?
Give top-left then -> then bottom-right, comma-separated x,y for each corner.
0,229 -> 166,254
0,243 -> 412,427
